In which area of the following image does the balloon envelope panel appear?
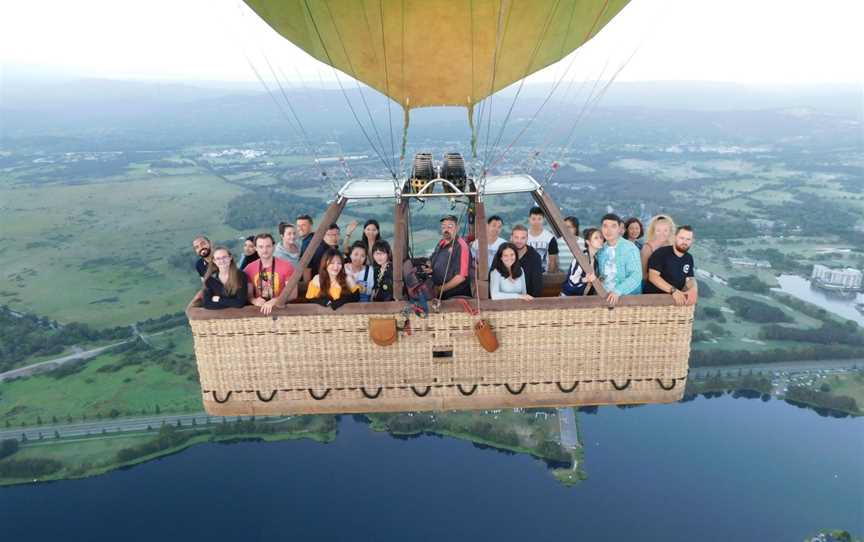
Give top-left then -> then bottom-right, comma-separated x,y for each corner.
243,0 -> 630,109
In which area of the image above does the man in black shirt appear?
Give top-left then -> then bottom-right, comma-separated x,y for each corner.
305,223 -> 341,281
510,224 -> 544,298
296,214 -> 314,257
192,236 -> 212,280
645,225 -> 698,305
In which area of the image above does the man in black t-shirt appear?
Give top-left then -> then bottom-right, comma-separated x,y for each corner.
645,225 -> 698,305
192,236 -> 212,280
304,223 -> 341,281
510,224 -> 544,298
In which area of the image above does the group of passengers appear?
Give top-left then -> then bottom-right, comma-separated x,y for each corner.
191,207 -> 697,313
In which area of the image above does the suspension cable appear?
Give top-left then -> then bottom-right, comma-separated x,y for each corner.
320,0 -> 397,178
301,0 -> 398,180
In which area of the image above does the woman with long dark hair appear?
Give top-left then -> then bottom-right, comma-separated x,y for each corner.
344,219 -> 382,264
370,240 -> 394,302
489,242 -> 532,300
203,247 -> 249,309
305,248 -> 360,309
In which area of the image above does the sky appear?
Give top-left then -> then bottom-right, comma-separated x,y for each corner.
1,0 -> 862,86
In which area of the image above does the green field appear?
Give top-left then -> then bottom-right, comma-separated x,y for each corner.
0,169 -> 243,327
0,342 -> 201,427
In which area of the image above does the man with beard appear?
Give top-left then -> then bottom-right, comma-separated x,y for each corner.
192,236 -> 212,280
644,225 -> 698,305
510,224 -> 543,298
425,215 -> 473,300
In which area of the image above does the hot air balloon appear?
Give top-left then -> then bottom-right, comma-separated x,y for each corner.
186,0 -> 694,416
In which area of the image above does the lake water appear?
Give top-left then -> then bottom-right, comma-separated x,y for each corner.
775,274 -> 864,327
2,396 -> 862,542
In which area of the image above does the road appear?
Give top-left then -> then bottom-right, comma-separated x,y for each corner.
0,342 -> 129,382
690,358 -> 862,379
557,408 -> 580,450
0,327 -> 171,383
0,412 -> 276,442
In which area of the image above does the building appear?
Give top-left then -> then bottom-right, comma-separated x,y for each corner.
730,257 -> 772,269
811,264 -> 863,291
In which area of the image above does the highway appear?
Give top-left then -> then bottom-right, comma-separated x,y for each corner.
689,358 -> 862,379
0,412 -> 255,442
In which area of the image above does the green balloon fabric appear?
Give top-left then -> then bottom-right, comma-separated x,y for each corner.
244,0 -> 630,110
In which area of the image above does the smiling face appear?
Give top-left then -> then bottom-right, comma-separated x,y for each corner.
296,218 -> 312,236
372,249 -> 389,266
255,237 -> 274,260
587,231 -> 604,251
350,246 -> 366,267
363,223 -> 379,241
325,254 -> 343,276
213,248 -> 232,270
510,229 -> 528,250
627,221 -> 642,240
243,239 -> 256,256
281,225 -> 296,246
440,219 -> 457,241
192,237 -> 211,258
500,247 -> 517,269
653,221 -> 671,244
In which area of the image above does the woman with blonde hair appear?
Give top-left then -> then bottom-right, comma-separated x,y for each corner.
641,215 -> 677,278
202,247 -> 249,309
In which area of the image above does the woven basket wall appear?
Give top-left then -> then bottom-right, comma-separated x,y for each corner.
190,304 -> 693,415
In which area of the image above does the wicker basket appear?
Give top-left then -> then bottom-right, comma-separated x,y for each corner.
188,295 -> 693,416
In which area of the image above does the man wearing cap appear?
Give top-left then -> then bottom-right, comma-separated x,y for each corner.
424,215 -> 474,300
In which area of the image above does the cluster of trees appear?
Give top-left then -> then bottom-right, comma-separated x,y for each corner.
690,345 -> 863,366
0,457 -> 63,479
760,322 -> 864,346
0,307 -> 132,372
137,312 -> 187,333
0,439 -> 19,460
725,296 -> 792,323
727,275 -> 772,294
224,190 -> 324,230
785,385 -> 859,415
115,424 -> 193,463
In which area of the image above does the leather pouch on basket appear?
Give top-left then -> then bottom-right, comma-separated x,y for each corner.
369,318 -> 398,347
473,319 -> 499,353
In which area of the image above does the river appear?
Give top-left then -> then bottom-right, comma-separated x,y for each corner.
2,395 -> 861,542
775,274 -> 864,326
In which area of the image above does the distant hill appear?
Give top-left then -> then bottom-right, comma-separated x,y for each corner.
1,75 -> 860,152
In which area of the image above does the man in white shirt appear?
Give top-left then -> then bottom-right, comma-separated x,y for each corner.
470,215 -> 506,268
527,207 -> 559,272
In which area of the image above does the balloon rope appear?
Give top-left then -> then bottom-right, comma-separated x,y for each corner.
468,105 -> 477,159
400,108 -> 410,163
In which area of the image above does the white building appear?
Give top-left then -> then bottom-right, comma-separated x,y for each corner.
811,264 -> 863,290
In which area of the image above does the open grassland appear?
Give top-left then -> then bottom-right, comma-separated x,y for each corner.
0,170 -> 243,326
0,346 -> 201,427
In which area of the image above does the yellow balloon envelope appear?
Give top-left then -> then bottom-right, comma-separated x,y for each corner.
244,0 -> 630,110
